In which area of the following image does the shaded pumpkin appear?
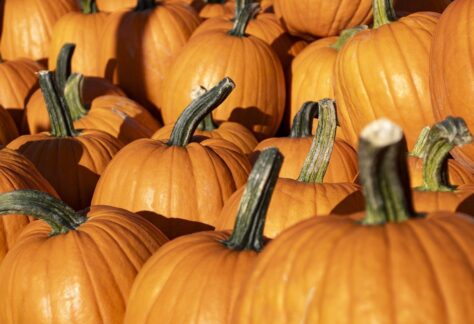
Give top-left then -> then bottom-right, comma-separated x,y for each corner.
0,106 -> 19,146
395,0 -> 452,13
0,190 -> 168,324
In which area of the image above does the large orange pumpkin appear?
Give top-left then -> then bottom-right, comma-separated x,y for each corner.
430,0 -> 474,173
125,148 -> 281,323
92,78 -> 251,239
335,0 -> 439,149
0,190 -> 168,324
232,119 -> 474,323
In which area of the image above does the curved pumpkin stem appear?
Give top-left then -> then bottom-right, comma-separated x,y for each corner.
359,119 -> 416,225
419,117 -> 472,192
191,85 -> 219,132
290,102 -> 318,138
82,0 -> 98,14
55,43 -> 75,93
223,147 -> 283,251
135,0 -> 155,11
331,25 -> 368,51
410,126 -> 431,158
64,73 -> 88,121
39,71 -> 80,137
0,190 -> 87,236
168,77 -> 235,147
229,3 -> 257,37
373,0 -> 397,28
297,99 -> 338,183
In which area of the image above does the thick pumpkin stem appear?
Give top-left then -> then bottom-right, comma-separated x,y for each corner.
331,25 -> 368,51
223,148 -> 283,251
39,71 -> 80,137
168,77 -> 235,147
235,0 -> 252,18
55,43 -> 75,93
229,3 -> 257,37
0,190 -> 87,236
82,0 -> 98,14
410,126 -> 431,158
419,117 -> 472,192
359,119 -> 416,225
191,85 -> 219,131
373,0 -> 397,28
64,73 -> 88,121
297,99 -> 338,183
290,102 -> 318,138
135,0 -> 155,11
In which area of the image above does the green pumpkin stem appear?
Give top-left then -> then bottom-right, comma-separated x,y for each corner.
0,190 -> 87,236
135,0 -> 156,11
235,0 -> 253,18
359,119 -> 417,225
331,25 -> 368,51
39,71 -> 80,137
82,0 -> 98,14
64,73 -> 88,121
419,117 -> 472,192
223,148 -> 283,251
229,3 -> 257,37
297,99 -> 338,183
290,102 -> 318,138
410,126 -> 431,158
373,0 -> 397,28
168,77 -> 235,147
198,114 -> 218,131
55,43 -> 75,93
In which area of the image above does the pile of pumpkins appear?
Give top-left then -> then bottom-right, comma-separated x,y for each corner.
0,0 -> 472,322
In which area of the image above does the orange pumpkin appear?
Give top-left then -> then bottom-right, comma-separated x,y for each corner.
95,0 -> 136,12
0,0 -> 79,62
199,0 -> 235,19
0,106 -> 18,145
160,4 -> 285,140
125,148 -> 281,323
430,0 -> 474,173
8,71 -> 123,211
92,78 -> 251,239
98,0 -> 200,114
335,0 -> 439,149
233,119 -> 474,324
0,190 -> 168,324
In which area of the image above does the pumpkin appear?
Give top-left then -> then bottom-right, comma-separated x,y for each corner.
161,4 -> 285,140
8,71 -> 123,211
0,150 -> 58,263
0,190 -> 168,323
125,148 -> 281,323
430,0 -> 474,173
98,0 -> 200,115
232,119 -> 474,324
0,107 -> 18,145
92,78 -> 251,239
335,0 -> 439,149
0,0 -> 79,62
395,0 -> 452,13
199,0 -> 235,19
95,0 -> 136,12
217,99 -> 363,238
273,0 -> 372,39
153,85 -> 256,154
49,0 -> 109,77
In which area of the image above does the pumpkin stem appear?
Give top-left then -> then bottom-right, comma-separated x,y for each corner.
331,25 -> 368,51
135,0 -> 156,11
223,148 -> 283,251
82,0 -> 98,14
190,85 -> 219,131
410,126 -> 431,158
0,190 -> 87,236
419,117 -> 472,192
359,119 -> 417,225
235,0 -> 253,18
290,102 -> 318,138
373,0 -> 397,28
168,77 -> 235,147
229,3 -> 258,37
55,43 -> 75,93
297,99 -> 338,183
64,73 -> 88,121
39,71 -> 80,137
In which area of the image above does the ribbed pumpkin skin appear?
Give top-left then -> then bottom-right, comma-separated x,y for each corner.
0,149 -> 58,263
125,230 -> 256,323
216,180 -> 362,238
0,0 -> 79,62
98,2 -> 200,113
24,79 -> 124,134
0,59 -> 42,128
92,138 -> 251,238
96,0 -> 136,12
335,13 -> 439,149
0,206 -> 168,324
414,188 -> 474,216
199,2 -> 235,19
153,122 -> 257,155
49,12 -> 109,77
273,0 -> 372,38
408,156 -> 474,187
0,107 -> 18,146
395,0 -> 452,13
430,0 -> 474,173
233,213 -> 474,323
160,33 -> 285,140
7,131 -> 123,211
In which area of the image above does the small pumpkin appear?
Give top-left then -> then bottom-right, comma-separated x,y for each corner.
0,190 -> 168,324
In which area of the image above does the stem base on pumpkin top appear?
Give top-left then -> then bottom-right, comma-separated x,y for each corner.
229,3 -> 258,37
330,25 -> 368,51
373,0 -> 397,29
82,0 -> 98,14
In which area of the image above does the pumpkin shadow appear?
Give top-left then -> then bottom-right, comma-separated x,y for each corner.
228,106 -> 274,140
455,194 -> 474,216
330,190 -> 365,215
137,210 -> 215,240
